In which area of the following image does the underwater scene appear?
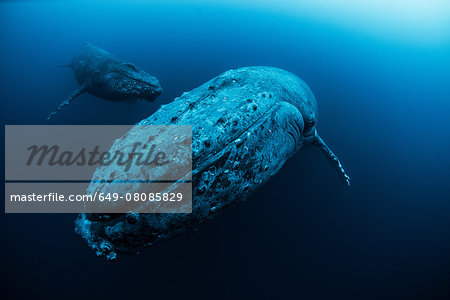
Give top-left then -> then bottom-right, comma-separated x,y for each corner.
1,0 -> 450,299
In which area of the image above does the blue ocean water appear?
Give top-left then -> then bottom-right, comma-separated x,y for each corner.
1,1 -> 450,299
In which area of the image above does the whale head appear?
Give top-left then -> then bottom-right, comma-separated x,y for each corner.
101,62 -> 163,102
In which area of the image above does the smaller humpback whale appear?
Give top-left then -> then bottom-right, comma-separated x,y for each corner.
47,43 -> 162,120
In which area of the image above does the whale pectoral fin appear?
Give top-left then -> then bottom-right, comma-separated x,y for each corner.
47,83 -> 88,120
312,134 -> 351,186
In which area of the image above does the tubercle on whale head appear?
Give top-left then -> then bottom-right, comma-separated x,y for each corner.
75,214 -> 119,262
97,241 -> 117,262
75,211 -> 165,261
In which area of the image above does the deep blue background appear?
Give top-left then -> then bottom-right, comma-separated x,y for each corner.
1,1 -> 450,299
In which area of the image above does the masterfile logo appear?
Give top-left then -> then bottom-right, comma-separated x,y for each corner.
4,125 -> 192,213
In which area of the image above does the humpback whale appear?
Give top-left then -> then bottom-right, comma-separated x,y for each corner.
47,43 -> 162,120
75,66 -> 350,260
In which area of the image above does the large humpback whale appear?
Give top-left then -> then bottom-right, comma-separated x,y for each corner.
47,43 -> 162,120
75,66 -> 350,260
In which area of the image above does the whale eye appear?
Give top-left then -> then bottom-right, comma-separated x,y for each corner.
124,63 -> 138,72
